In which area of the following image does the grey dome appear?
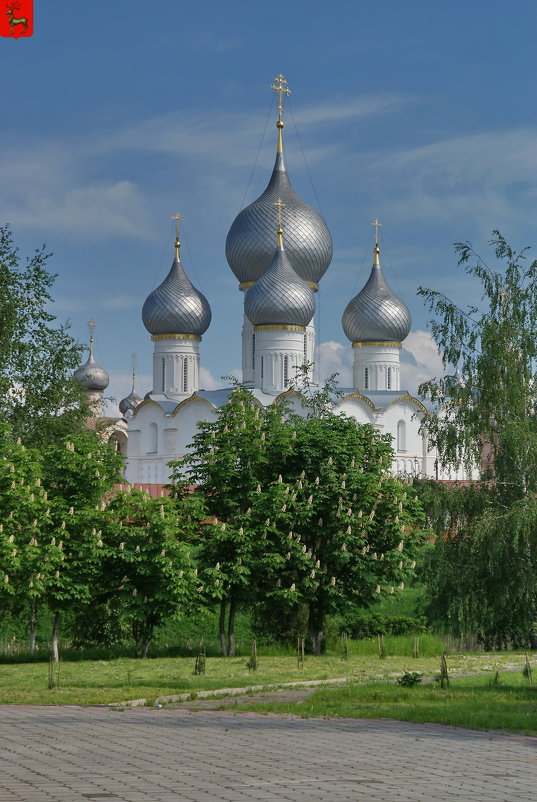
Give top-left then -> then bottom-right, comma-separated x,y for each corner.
342,248 -> 411,343
226,145 -> 333,286
75,350 -> 109,392
119,388 -> 143,415
245,241 -> 315,327
142,254 -> 211,337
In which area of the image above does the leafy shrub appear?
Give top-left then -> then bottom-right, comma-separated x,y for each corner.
397,671 -> 423,687
341,611 -> 428,639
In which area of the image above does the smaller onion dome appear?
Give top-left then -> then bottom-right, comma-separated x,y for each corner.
142,227 -> 211,337
75,323 -> 109,391
119,388 -> 142,415
119,360 -> 142,415
342,236 -> 411,344
245,214 -> 315,327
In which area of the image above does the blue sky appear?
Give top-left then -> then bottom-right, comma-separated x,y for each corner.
3,0 -> 537,410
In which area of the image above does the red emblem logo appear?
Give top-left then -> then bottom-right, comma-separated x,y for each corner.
1,1 -> 33,38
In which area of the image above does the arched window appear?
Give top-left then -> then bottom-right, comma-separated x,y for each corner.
303,333 -> 307,357
387,367 -> 392,390
397,420 -> 406,452
261,356 -> 264,380
148,422 -> 158,453
161,358 -> 166,392
364,367 -> 369,390
252,334 -> 256,370
284,355 -> 289,386
183,358 -> 188,393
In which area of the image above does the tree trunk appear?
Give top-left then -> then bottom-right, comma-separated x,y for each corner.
227,597 -> 236,657
50,612 -> 61,663
28,601 -> 37,654
309,604 -> 325,655
219,599 -> 228,657
310,630 -> 323,656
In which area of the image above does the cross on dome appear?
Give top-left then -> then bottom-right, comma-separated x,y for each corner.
271,73 -> 291,127
171,213 -> 182,259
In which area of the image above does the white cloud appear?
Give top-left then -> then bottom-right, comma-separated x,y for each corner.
400,330 -> 444,396
316,340 -> 353,387
199,367 -> 227,391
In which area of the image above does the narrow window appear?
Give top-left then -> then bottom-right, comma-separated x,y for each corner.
364,367 -> 369,390
148,422 -> 158,453
161,358 -> 166,392
397,420 -> 406,452
284,355 -> 289,386
183,358 -> 188,392
252,334 -> 256,371
261,355 -> 264,380
304,333 -> 307,357
387,367 -> 392,390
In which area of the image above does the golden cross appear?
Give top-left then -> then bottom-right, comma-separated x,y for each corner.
274,198 -> 286,229
171,213 -> 182,239
372,218 -> 382,246
271,73 -> 291,124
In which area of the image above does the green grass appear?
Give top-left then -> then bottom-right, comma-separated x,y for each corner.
0,650 -> 535,707
230,672 -> 537,736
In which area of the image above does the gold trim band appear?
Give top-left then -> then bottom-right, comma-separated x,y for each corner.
352,341 -> 401,348
151,334 -> 201,341
254,324 -> 306,332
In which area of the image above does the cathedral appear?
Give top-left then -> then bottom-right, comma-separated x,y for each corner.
76,75 -> 477,488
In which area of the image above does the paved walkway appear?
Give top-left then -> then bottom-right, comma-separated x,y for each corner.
0,705 -> 536,801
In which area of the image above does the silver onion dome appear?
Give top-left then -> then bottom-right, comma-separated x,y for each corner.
142,239 -> 211,337
245,235 -> 315,327
342,244 -> 411,343
75,348 -> 109,391
119,388 -> 143,415
226,99 -> 332,286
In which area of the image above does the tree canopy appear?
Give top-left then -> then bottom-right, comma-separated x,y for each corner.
417,232 -> 537,647
0,225 -> 88,443
169,386 -> 426,655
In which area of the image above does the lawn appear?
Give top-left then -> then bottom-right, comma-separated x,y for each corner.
0,649 -> 535,707
229,673 -> 537,736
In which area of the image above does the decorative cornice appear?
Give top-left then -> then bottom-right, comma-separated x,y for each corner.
254,324 -> 306,332
131,397 -> 165,417
352,341 -> 401,349
274,388 -> 306,403
338,391 -> 377,411
385,393 -> 427,414
151,334 -> 201,341
170,393 -> 216,417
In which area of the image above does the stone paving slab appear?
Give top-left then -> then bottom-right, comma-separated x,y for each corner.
0,705 -> 536,801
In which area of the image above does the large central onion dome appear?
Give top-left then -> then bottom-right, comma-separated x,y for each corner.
142,235 -> 211,337
226,75 -> 332,287
245,225 -> 315,327
342,242 -> 411,343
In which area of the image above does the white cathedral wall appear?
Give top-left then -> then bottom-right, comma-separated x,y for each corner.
124,396 -> 217,484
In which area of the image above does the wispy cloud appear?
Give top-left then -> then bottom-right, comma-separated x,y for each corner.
365,128 -> 537,233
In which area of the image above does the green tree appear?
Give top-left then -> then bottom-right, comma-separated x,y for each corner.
0,225 -> 88,444
417,232 -> 537,646
97,489 -> 203,657
170,386 -> 426,655
39,430 -> 123,660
